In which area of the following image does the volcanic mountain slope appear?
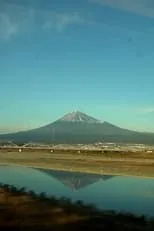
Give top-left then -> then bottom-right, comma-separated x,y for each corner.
36,168 -> 114,190
0,111 -> 154,144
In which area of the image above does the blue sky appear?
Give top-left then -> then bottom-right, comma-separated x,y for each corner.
1,0 -> 154,133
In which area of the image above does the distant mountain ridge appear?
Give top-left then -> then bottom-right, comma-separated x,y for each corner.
0,111 -> 154,144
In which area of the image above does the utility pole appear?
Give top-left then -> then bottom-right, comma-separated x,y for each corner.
51,128 -> 55,143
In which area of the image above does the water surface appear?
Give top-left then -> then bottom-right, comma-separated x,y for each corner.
0,165 -> 154,216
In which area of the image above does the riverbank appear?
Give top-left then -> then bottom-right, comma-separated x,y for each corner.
0,151 -> 154,178
0,183 -> 153,230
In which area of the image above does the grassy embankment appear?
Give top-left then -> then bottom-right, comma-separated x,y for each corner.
0,183 -> 154,230
1,150 -> 154,177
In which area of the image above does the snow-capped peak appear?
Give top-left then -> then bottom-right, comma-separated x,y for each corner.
58,111 -> 101,123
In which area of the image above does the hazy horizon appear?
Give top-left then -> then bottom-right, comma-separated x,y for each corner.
1,0 -> 154,133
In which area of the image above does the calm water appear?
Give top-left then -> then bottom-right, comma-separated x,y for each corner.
0,165 -> 154,216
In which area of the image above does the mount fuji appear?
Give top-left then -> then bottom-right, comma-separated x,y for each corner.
0,111 -> 154,144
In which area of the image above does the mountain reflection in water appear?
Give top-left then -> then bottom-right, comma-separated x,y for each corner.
0,166 -> 154,216
35,168 -> 114,190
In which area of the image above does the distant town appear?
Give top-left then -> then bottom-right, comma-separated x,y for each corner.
0,141 -> 154,153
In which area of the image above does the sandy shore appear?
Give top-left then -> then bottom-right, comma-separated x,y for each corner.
0,152 -> 154,178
